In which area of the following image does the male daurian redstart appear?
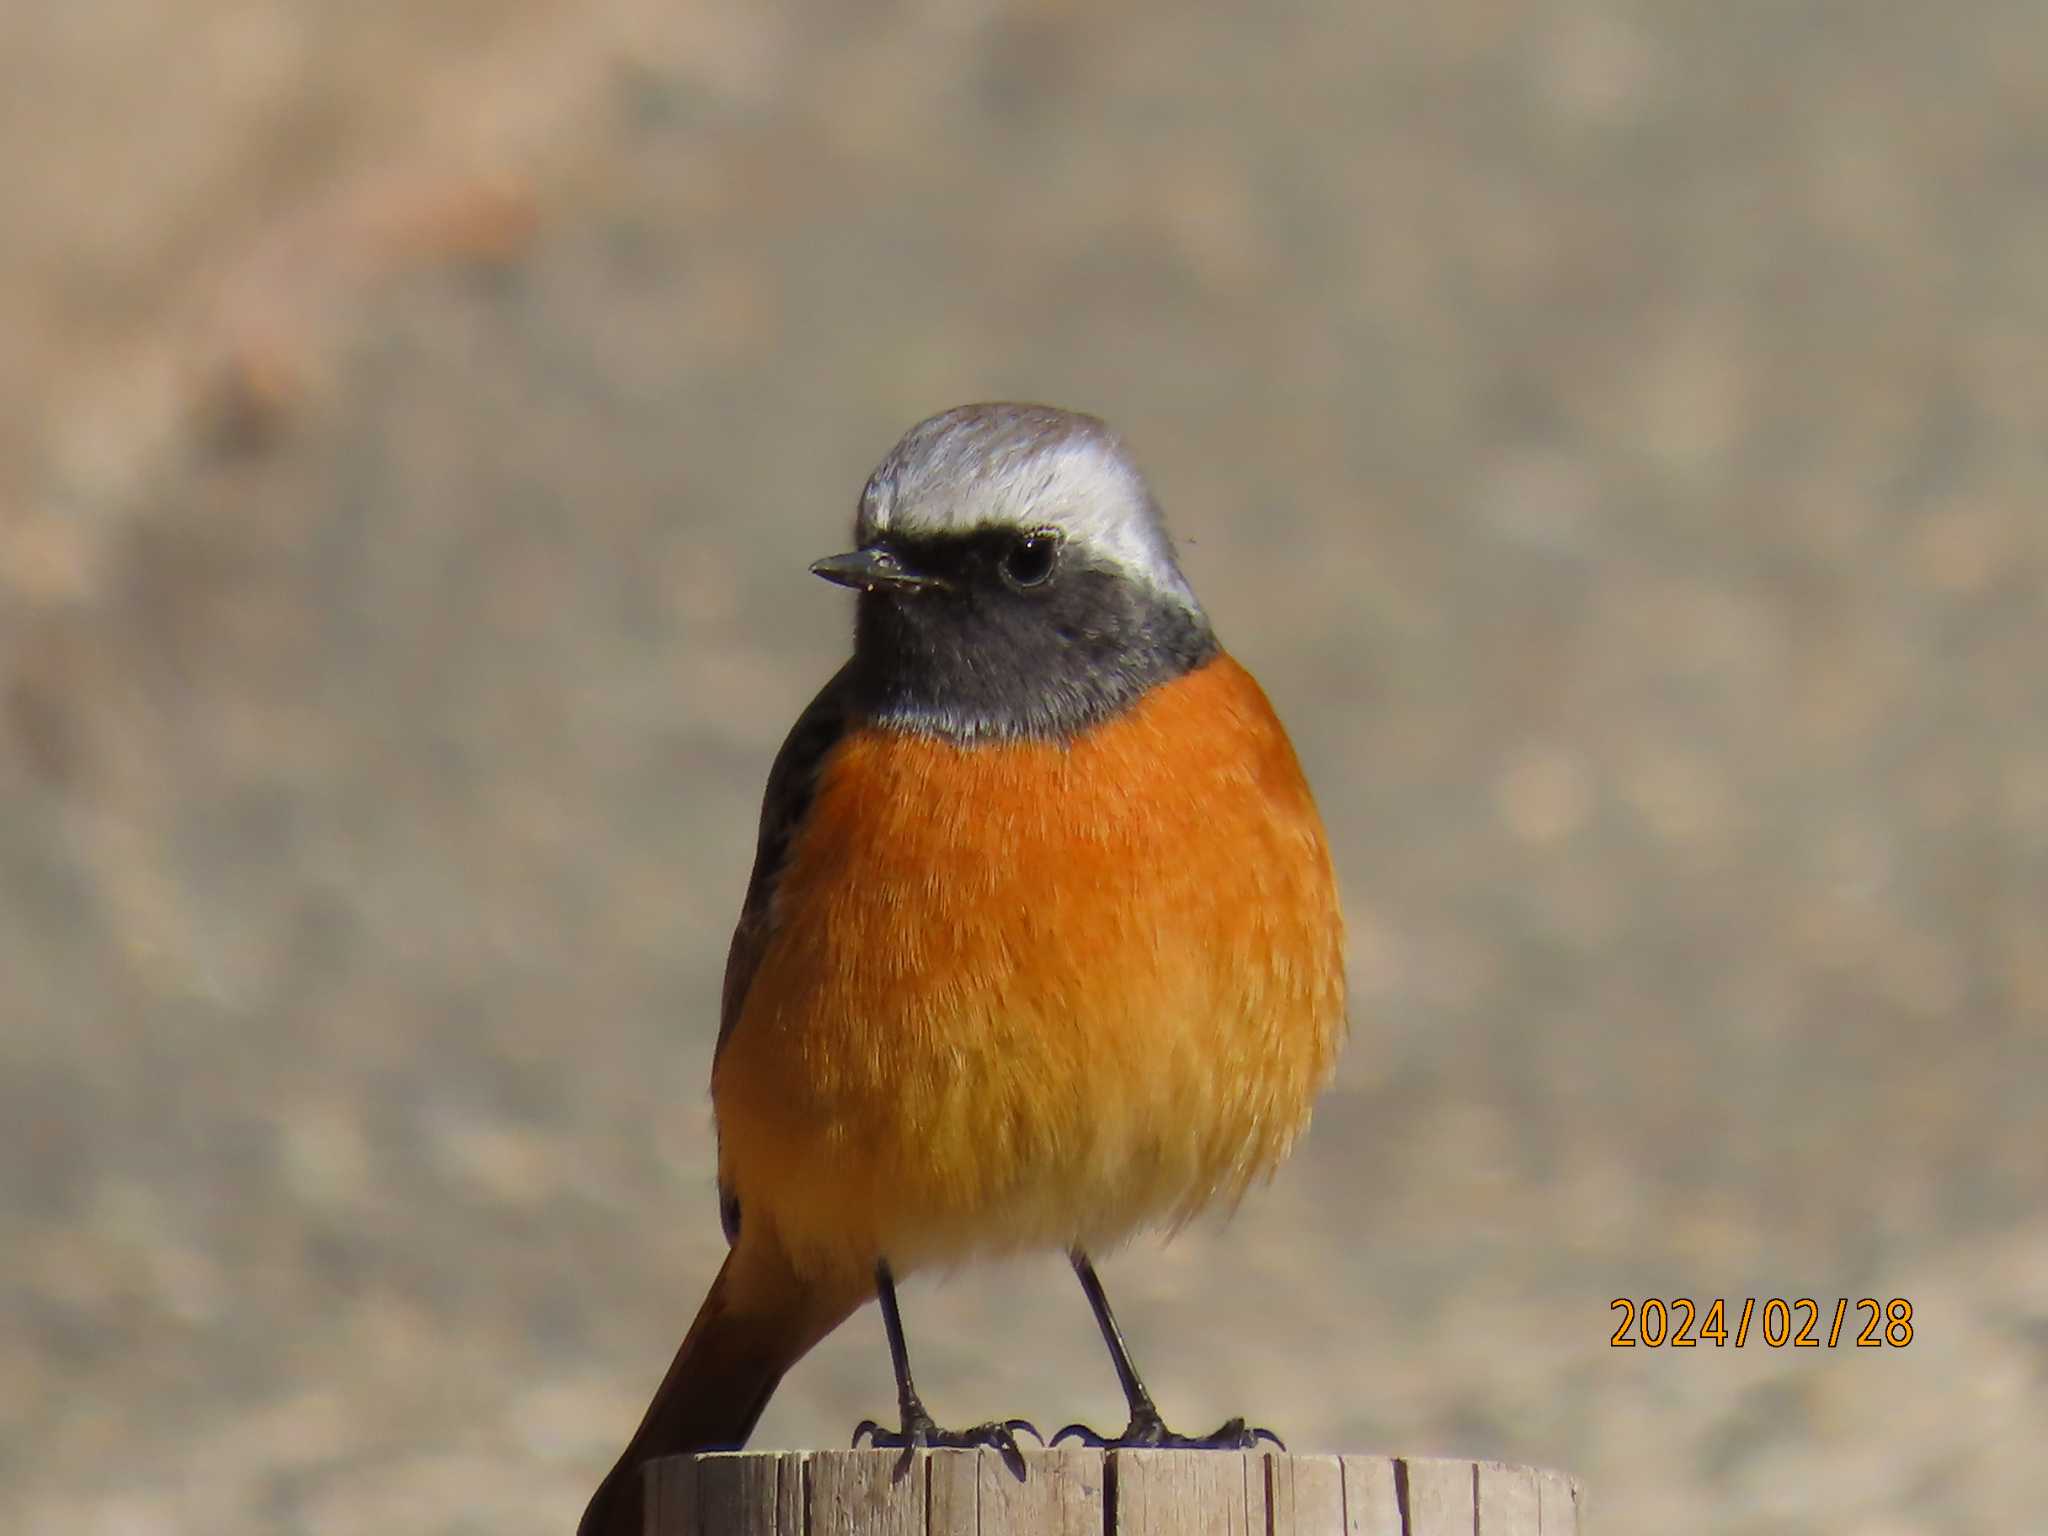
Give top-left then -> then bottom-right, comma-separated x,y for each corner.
579,404 -> 1345,1534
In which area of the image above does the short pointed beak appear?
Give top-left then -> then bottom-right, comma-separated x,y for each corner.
809,547 -> 948,593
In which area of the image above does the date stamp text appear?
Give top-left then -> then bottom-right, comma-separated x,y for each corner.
1610,1297 -> 1915,1348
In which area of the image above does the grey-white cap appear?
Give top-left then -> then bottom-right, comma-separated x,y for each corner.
855,404 -> 1202,612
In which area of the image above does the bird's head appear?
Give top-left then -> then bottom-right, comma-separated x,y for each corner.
813,404 -> 1217,741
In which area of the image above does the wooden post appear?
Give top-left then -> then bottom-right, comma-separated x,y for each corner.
644,1449 -> 1583,1535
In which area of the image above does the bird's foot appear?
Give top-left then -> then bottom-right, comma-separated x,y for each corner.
854,1410 -> 1042,1480
1051,1410 -> 1284,1452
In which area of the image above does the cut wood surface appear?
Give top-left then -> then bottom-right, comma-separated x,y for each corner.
644,1450 -> 1583,1534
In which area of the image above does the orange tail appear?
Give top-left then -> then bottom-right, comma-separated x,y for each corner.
578,1246 -> 864,1536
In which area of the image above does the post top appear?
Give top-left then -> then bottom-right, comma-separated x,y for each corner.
642,1447 -> 1583,1534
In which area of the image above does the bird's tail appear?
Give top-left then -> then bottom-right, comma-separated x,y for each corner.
578,1244 -> 864,1536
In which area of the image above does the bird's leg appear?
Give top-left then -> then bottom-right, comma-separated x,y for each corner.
851,1261 -> 1039,1478
1067,1248 -> 1166,1439
1051,1250 -> 1286,1451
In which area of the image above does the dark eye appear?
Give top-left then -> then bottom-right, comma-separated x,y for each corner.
1000,528 -> 1060,590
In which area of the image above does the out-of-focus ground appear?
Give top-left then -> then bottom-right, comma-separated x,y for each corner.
4,3 -> 2044,1532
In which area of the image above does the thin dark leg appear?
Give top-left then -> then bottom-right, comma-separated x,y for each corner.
1069,1250 -> 1166,1434
1053,1250 -> 1285,1451
852,1261 -> 1039,1478
874,1261 -> 935,1437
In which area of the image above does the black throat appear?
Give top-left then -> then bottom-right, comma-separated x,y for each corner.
847,539 -> 1219,743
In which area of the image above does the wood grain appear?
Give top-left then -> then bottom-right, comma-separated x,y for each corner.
639,1449 -> 1578,1534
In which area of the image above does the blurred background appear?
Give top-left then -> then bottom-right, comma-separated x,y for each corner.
3,2 -> 2044,1532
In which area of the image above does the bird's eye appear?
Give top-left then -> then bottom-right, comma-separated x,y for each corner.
1001,528 -> 1061,590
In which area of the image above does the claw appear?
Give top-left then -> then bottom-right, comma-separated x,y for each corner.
984,1421 -> 1031,1480
1045,1414 -> 1285,1452
1199,1417 -> 1287,1451
851,1416 -> 1042,1481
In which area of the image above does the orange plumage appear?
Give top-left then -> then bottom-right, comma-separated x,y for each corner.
715,652 -> 1345,1279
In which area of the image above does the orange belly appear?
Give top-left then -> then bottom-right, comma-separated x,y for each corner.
712,653 -> 1346,1279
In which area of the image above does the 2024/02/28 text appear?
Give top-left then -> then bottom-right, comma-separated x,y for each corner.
1610,1297 -> 1914,1348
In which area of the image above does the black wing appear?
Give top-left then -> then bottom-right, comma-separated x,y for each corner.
714,659 -> 860,1067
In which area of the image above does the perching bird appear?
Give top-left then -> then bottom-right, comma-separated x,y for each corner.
580,404 -> 1345,1535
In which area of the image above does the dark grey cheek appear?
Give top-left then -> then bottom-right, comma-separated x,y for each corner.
848,558 -> 1216,740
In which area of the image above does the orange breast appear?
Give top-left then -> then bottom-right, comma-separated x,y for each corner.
712,653 -> 1346,1280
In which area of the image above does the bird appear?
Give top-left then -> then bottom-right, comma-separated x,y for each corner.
579,403 -> 1346,1535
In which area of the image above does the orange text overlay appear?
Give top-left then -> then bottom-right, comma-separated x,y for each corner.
1610,1297 -> 1915,1348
